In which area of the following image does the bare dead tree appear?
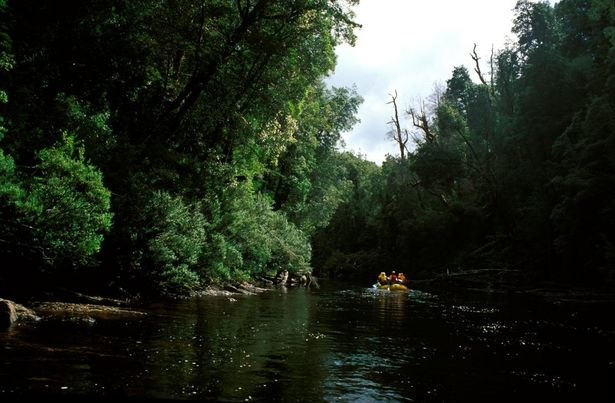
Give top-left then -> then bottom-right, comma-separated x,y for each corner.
408,100 -> 435,143
386,90 -> 410,159
470,43 -> 488,86
490,44 -> 495,89
471,43 -> 496,97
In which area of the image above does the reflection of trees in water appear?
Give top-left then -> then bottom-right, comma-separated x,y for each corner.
375,292 -> 406,328
141,288 -> 327,401
5,288 -> 615,401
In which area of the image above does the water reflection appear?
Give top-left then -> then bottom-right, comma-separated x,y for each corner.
0,283 -> 614,401
373,289 -> 407,328
134,288 -> 328,401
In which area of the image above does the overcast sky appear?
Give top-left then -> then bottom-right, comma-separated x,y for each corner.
327,0 -> 523,164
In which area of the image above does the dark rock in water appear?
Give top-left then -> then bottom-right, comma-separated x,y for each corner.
0,298 -> 17,327
0,298 -> 38,328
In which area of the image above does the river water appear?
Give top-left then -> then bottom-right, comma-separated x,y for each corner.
1,281 -> 614,402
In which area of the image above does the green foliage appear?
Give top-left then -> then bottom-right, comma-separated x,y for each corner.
550,76 -> 615,277
413,142 -> 464,190
0,146 -> 22,229
0,0 -> 362,294
55,94 -> 116,161
268,83 -> 362,235
513,0 -> 560,59
26,134 -> 112,265
222,184 -> 311,278
435,100 -> 467,140
0,133 -> 112,268
445,66 -> 473,117
119,180 -> 312,294
311,152 -> 384,276
0,146 -> 15,187
201,232 -> 243,283
135,191 -> 205,294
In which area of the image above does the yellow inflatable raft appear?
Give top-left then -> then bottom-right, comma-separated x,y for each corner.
374,283 -> 408,291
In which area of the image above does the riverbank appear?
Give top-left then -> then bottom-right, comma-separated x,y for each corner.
412,268 -> 615,303
0,272 -> 314,328
0,294 -> 149,328
5,268 -> 612,329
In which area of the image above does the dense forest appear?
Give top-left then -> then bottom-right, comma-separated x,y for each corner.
315,0 -> 615,286
0,0 -> 613,297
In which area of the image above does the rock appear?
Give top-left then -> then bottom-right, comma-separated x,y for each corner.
34,302 -> 147,321
275,270 -> 289,285
256,276 -> 274,285
0,299 -> 17,328
237,281 -> 268,293
56,289 -> 132,306
0,298 -> 38,328
193,287 -> 235,297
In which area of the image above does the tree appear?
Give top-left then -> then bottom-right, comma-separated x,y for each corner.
445,66 -> 473,118
267,83 -> 362,235
1,134 -> 112,269
1,0 -> 364,294
386,90 -> 410,158
512,0 -> 560,60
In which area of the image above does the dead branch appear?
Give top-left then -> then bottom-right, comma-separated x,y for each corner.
470,43 -> 488,86
408,101 -> 435,143
386,90 -> 409,159
490,44 -> 494,89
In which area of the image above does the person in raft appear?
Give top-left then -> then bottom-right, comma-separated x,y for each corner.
377,272 -> 388,286
397,272 -> 409,285
388,271 -> 398,285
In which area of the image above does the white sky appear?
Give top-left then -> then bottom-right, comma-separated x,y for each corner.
327,0 -> 522,164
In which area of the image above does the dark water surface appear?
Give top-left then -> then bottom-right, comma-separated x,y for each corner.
1,281 -> 614,402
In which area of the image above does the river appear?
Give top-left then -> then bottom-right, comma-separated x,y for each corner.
1,281 -> 614,401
